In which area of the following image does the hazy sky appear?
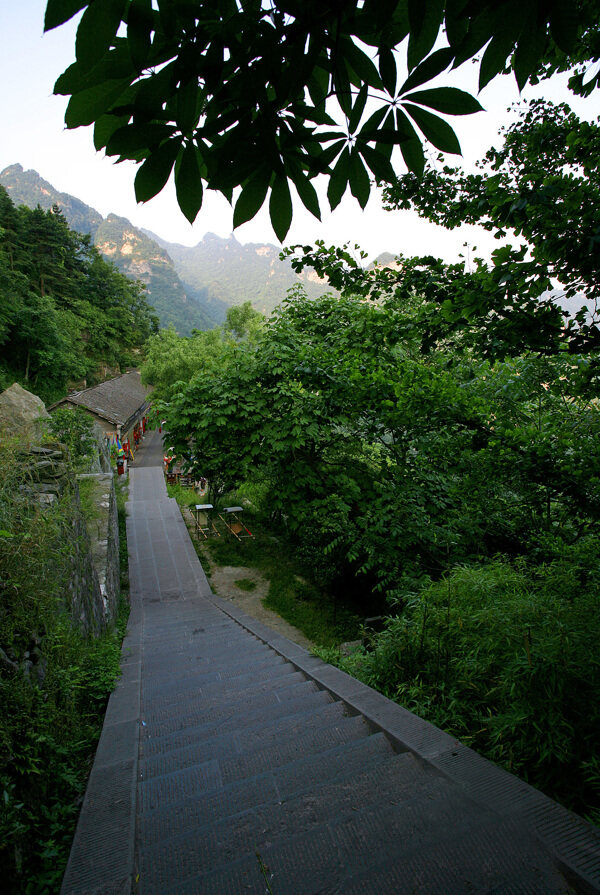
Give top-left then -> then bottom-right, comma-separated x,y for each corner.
2,1 -> 598,261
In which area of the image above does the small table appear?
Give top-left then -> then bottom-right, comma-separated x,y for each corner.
193,504 -> 219,539
219,506 -> 254,540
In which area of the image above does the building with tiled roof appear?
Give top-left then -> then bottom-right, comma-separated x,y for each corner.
50,371 -> 152,447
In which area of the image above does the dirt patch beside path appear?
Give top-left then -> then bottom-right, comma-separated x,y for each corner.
209,564 -> 314,650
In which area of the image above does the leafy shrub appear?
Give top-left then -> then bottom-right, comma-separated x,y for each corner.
46,407 -> 98,471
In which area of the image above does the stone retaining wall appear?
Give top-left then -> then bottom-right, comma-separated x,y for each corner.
69,472 -> 120,634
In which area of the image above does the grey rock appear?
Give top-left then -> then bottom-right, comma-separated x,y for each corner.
0,383 -> 49,432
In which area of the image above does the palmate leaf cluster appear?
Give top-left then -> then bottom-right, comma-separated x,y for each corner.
43,0 -> 599,239
0,187 -> 158,402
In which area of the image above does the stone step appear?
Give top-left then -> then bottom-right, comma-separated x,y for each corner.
142,653 -> 289,690
141,697 -> 351,760
141,660 -> 298,706
142,644 -> 281,678
140,711 -> 371,781
141,669 -> 309,721
141,684 -> 334,742
137,731 -> 397,853
140,774 -> 575,895
141,678 -> 325,738
143,647 -> 286,678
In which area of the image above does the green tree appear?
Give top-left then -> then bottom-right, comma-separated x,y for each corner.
382,100 -> 600,351
0,187 -> 157,401
44,0 -> 599,239
223,301 -> 264,341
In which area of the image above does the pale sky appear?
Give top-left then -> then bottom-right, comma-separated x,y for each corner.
1,1 -> 598,262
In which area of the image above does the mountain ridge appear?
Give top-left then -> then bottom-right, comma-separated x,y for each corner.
1,164 -> 337,331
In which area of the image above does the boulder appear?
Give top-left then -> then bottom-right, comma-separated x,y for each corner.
0,383 -> 49,433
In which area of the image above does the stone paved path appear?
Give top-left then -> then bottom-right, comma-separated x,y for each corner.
60,461 -> 600,895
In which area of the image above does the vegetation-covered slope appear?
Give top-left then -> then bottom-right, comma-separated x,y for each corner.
0,165 -> 219,335
0,186 -> 158,402
94,214 -> 220,333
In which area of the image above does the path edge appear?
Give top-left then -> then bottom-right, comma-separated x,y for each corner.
60,550 -> 142,895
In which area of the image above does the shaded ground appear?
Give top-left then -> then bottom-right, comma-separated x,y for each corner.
181,508 -> 315,650
209,564 -> 314,650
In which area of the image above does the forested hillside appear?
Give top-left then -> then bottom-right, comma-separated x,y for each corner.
94,214 -> 220,332
0,165 -> 335,333
0,165 -> 219,335
0,186 -> 158,403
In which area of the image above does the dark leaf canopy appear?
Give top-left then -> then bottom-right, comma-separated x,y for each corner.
46,0 -> 599,240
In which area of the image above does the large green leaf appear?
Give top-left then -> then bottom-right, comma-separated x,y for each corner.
400,137 -> 425,176
175,143 -> 204,223
76,0 -> 126,72
358,143 -> 396,184
479,33 -> 515,90
407,0 -> 444,71
65,79 -> 131,127
549,1 -> 579,54
93,112 -> 130,150
358,105 -> 389,140
54,41 -> 134,95
44,0 -> 88,31
106,123 -> 175,158
269,174 -> 293,243
348,84 -> 369,135
175,79 -> 199,135
343,39 -> 384,90
349,148 -> 371,208
398,47 -> 454,94
313,139 -> 346,175
394,109 -> 425,176
378,47 -> 397,95
134,137 -> 181,203
404,87 -> 484,116
307,65 -> 330,108
327,146 -> 350,210
403,103 -> 462,154
513,27 -> 547,92
287,162 -> 321,220
127,0 -> 153,70
233,168 -> 271,229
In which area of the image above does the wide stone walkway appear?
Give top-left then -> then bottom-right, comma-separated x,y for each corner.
60,452 -> 600,894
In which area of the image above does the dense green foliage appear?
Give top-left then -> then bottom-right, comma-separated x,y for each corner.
0,423 -> 129,894
45,0 -> 599,237
148,269 -> 600,817
0,187 -> 158,402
